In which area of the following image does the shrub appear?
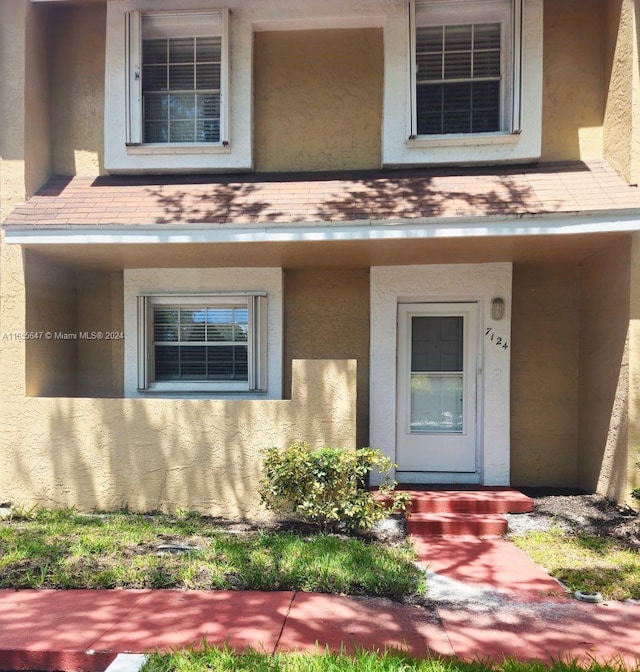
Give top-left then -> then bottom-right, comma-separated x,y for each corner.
259,442 -> 410,533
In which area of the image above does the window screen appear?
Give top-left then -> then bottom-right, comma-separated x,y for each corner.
153,305 -> 248,381
416,23 -> 501,135
142,34 -> 221,143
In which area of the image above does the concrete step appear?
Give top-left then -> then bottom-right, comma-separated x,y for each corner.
405,489 -> 533,514
407,512 -> 508,537
374,488 -> 533,537
375,488 -> 533,515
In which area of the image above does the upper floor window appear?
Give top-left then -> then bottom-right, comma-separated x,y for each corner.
125,10 -> 229,146
411,0 -> 521,138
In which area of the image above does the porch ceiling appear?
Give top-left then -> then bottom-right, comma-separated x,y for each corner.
4,159 -> 640,270
13,231 -> 630,271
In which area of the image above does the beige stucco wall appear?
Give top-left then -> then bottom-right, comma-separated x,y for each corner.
0,1 -> 103,223
24,2 -> 52,199
627,232 -> 640,505
541,0 -> 605,161
25,255 -> 125,399
0,0 -> 27,222
510,264 -> 580,486
2,233 -> 356,517
602,0 -> 640,183
77,271 -> 124,398
284,269 -> 370,447
0,0 -> 53,221
0,359 -> 356,517
24,251 -> 78,398
51,4 -> 106,177
578,237 -> 632,502
253,29 -> 383,172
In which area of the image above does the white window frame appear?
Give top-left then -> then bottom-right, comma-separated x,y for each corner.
137,292 -> 267,393
409,0 -> 522,142
125,8 -> 230,150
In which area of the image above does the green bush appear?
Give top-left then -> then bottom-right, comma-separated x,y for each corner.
259,442 -> 410,532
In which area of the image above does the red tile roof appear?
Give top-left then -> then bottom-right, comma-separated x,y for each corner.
5,160 -> 640,228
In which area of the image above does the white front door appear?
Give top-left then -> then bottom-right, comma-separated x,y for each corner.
396,302 -> 479,476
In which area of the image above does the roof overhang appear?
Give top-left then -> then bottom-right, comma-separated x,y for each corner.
6,210 -> 640,246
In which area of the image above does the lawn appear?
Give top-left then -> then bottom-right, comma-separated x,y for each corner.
2,508 -> 639,672
0,508 -> 424,598
142,645 -> 640,672
510,527 -> 640,601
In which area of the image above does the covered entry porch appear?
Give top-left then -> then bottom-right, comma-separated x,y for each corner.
3,162 -> 640,509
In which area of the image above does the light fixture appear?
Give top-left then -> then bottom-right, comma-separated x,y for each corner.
491,297 -> 505,321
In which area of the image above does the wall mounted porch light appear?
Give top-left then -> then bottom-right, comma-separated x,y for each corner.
490,297 -> 505,321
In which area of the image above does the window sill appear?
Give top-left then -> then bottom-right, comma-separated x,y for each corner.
126,143 -> 231,156
135,389 -> 269,400
142,382 -> 252,394
407,131 -> 521,149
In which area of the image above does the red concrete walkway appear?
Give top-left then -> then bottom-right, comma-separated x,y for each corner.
0,537 -> 638,671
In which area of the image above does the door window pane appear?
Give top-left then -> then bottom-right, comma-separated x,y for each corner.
411,316 -> 463,372
410,316 -> 464,433
411,373 -> 463,433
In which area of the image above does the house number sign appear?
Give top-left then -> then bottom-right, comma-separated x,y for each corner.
485,327 -> 509,350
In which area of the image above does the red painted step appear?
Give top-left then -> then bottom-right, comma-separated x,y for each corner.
373,488 -> 533,537
375,488 -> 533,514
407,512 -> 508,537
406,489 -> 533,514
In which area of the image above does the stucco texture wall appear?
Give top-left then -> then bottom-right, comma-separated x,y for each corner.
0,0 -> 52,220
24,252 -> 125,398
77,271 -> 124,398
24,1 -> 52,199
24,251 -> 78,398
0,359 -> 356,517
0,0 -> 27,222
629,232 -> 640,505
51,4 -> 106,177
253,29 -> 383,172
510,264 -> 580,487
541,0 -> 606,161
578,238 -> 631,502
3,235 -> 356,517
602,0 -> 640,184
283,269 -> 370,447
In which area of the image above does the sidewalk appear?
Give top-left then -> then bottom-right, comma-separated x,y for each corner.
0,537 -> 638,671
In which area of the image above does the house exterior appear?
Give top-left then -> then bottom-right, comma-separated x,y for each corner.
1,0 -> 639,518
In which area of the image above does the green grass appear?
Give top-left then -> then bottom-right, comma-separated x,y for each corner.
511,527 -> 640,601
141,645 -> 640,672
0,509 -> 424,598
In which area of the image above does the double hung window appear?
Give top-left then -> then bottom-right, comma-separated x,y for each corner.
125,10 -> 229,146
137,294 -> 267,393
411,0 -> 521,138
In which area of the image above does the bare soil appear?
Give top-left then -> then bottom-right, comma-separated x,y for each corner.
205,490 -> 640,550
505,488 -> 640,550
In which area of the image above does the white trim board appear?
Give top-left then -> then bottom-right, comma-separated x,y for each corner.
5,211 -> 640,245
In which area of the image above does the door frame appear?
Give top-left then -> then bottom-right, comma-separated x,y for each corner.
396,302 -> 480,480
369,263 -> 512,487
